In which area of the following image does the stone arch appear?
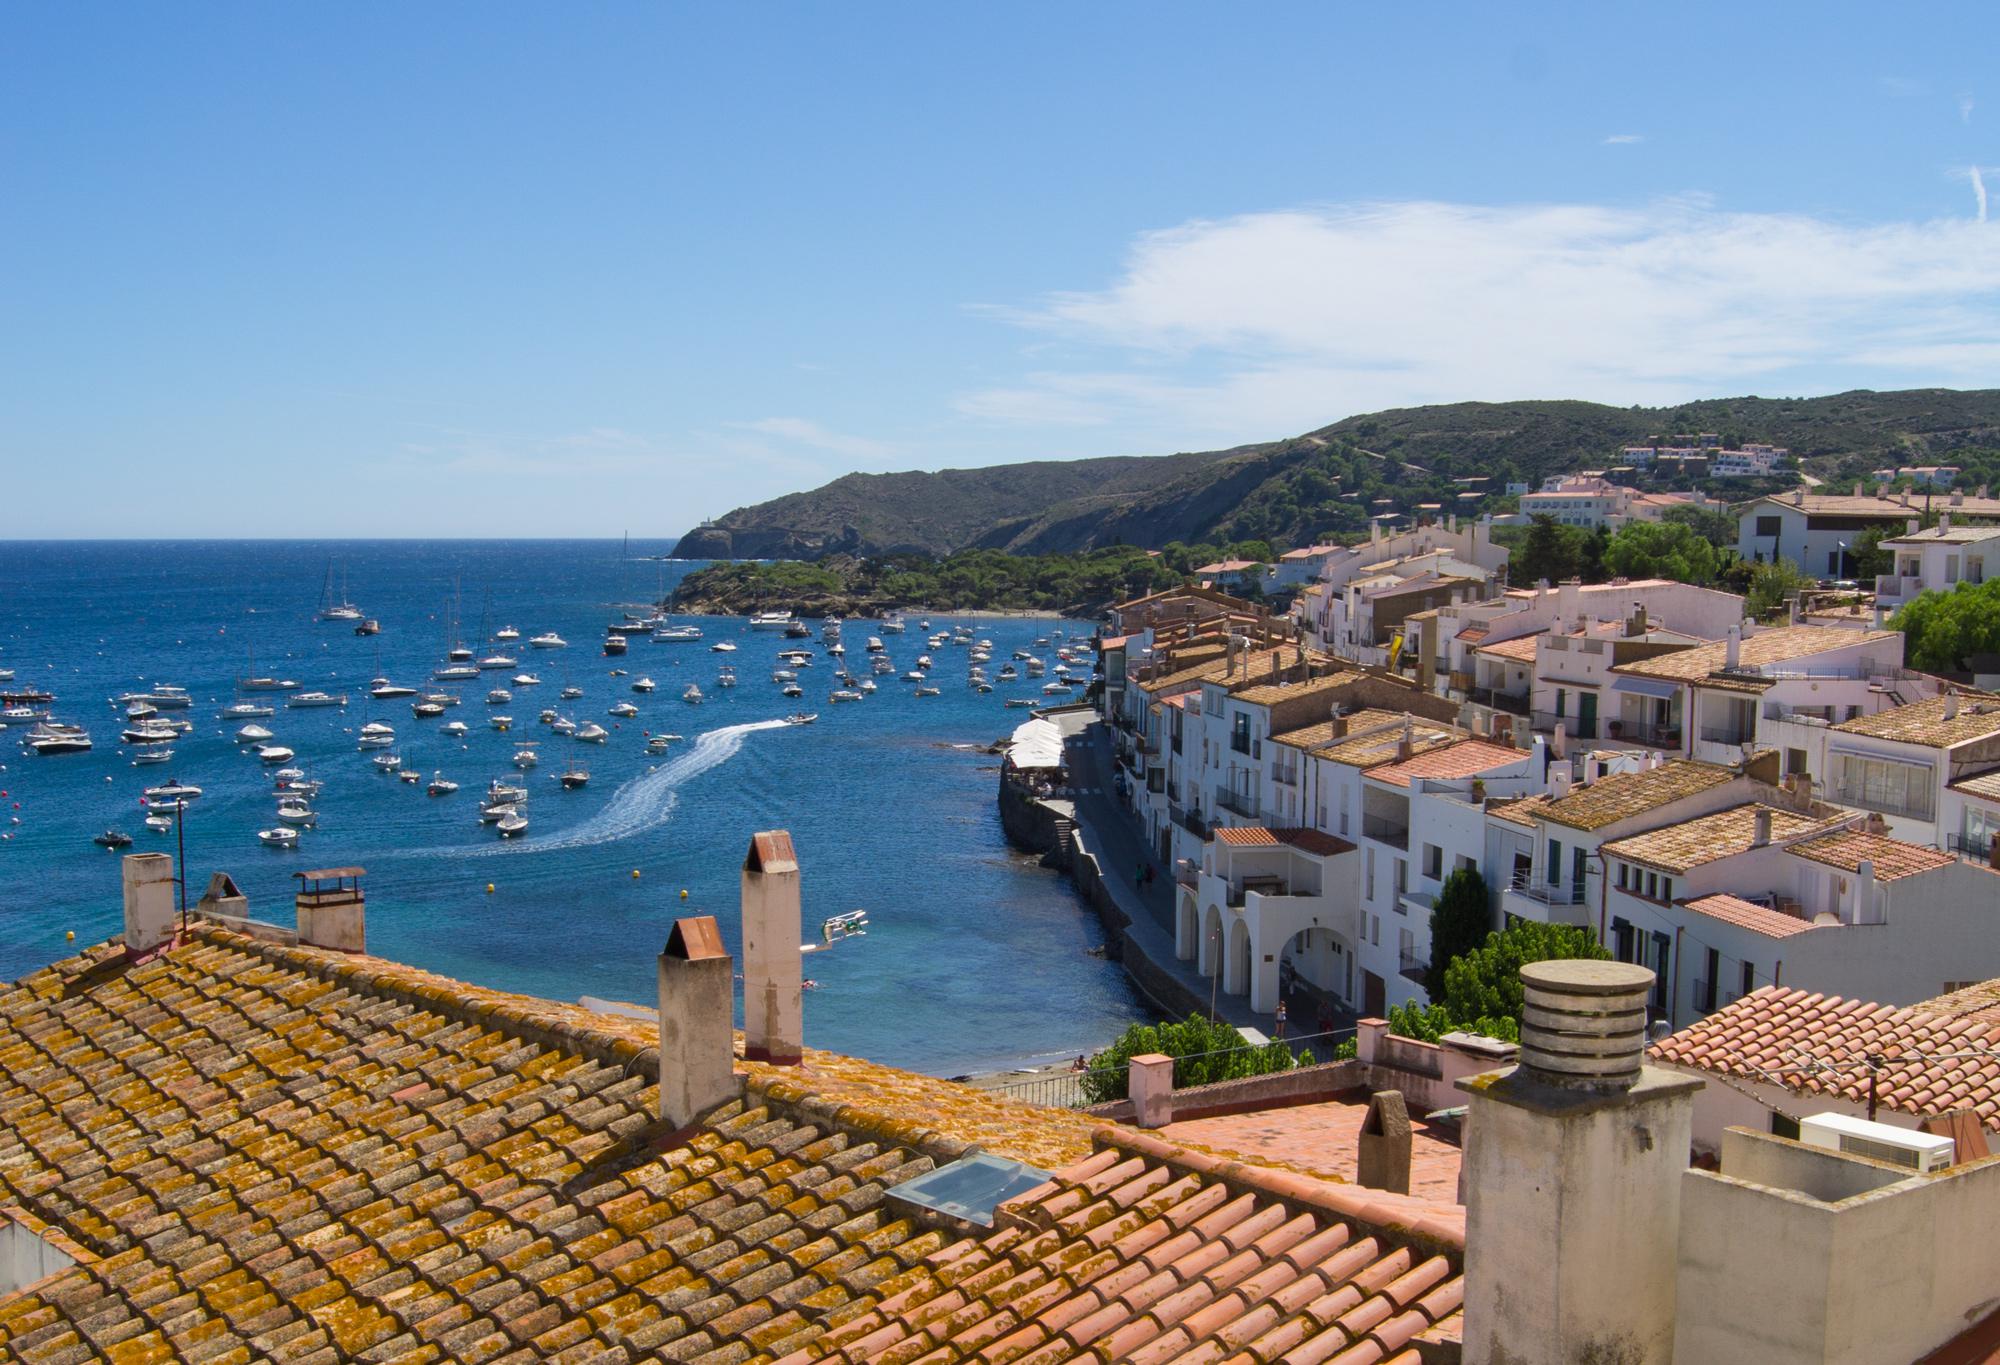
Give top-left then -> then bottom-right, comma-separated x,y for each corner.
1225,915 -> 1252,997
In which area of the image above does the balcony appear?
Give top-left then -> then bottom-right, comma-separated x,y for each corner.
1504,869 -> 1588,915
1225,875 -> 1294,908
1533,711 -> 1596,740
1215,785 -> 1261,819
1175,806 -> 1208,839
1468,686 -> 1530,716
1698,725 -> 1754,746
1174,858 -> 1201,890
1361,814 -> 1409,849
1230,733 -> 1252,756
1875,572 -> 1924,603
1951,833 -> 1996,865
1399,949 -> 1430,985
1270,763 -> 1300,787
1604,717 -> 1681,748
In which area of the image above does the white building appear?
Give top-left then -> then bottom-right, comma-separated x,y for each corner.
1812,692 -> 2000,846
1708,443 -> 1789,477
1737,486 -> 2000,579
1519,476 -> 1631,529
1874,515 -> 2000,613
1301,517 -> 1509,657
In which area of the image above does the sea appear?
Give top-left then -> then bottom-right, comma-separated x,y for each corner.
0,540 -> 1141,1076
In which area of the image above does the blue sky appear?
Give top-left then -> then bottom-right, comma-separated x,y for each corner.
5,3 -> 1999,537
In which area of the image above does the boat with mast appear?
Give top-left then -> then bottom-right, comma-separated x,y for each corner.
315,561 -> 364,622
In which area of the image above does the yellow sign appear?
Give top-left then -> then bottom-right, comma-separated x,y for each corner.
1388,629 -> 1405,670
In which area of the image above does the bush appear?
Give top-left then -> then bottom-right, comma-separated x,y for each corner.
1081,1014 -> 1309,1103
1389,920 -> 1611,1045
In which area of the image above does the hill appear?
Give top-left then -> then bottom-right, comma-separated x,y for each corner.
672,389 -> 2000,559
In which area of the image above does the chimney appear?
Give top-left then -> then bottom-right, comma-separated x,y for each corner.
1853,480 -> 1865,497
1129,1052 -> 1175,1128
1628,604 -> 1647,636
1951,490 -> 1965,507
1396,716 -> 1415,762
1945,690 -> 1960,721
1356,1090 -> 1412,1193
1459,961 -> 1698,1365
741,831 -> 803,1066
1854,857 -> 1878,924
1549,764 -> 1572,799
1752,807 -> 1772,847
195,871 -> 248,920
1941,511 -> 1953,533
1329,709 -> 1349,740
1724,624 -> 1741,670
122,852 -> 176,955
657,915 -> 737,1130
294,868 -> 365,953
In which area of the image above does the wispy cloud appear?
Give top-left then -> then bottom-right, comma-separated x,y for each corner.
1602,133 -> 1644,145
1961,92 -> 1976,124
731,417 -> 897,461
1971,166 -> 1990,223
1880,75 -> 1929,98
960,197 -> 2000,437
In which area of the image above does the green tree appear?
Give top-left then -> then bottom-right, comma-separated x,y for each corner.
1603,521 -> 1726,586
1745,557 -> 1812,620
1513,515 -> 1579,586
1426,867 -> 1492,996
1890,578 -> 2000,671
1388,921 -> 1611,1044
1850,524 -> 1896,582
1081,1013 -> 1310,1103
1658,503 -> 1739,549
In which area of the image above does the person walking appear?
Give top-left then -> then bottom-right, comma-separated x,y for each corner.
1274,998 -> 1288,1041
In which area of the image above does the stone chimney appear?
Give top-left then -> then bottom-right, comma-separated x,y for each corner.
1395,716 -> 1414,762
1724,624 -> 1741,671
294,868 -> 365,953
122,852 -> 176,955
1853,480 -> 1865,497
1945,690 -> 1960,721
1459,961 -> 1699,1365
195,872 -> 248,920
1356,1090 -> 1412,1193
1628,603 -> 1648,636
1549,764 -> 1572,799
657,915 -> 737,1130
1329,709 -> 1349,740
1129,1053 -> 1174,1128
1941,511 -> 1953,533
1752,807 -> 1772,847
741,831 -> 803,1066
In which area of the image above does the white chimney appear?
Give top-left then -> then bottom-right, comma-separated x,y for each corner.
1941,511 -> 1953,533
1460,961 -> 1699,1365
1855,857 -> 1878,925
294,868 -> 365,953
1945,691 -> 1960,721
122,853 -> 176,955
1724,625 -> 1741,671
1549,764 -> 1572,799
741,830 -> 803,1066
657,915 -> 737,1131
1752,808 -> 1772,847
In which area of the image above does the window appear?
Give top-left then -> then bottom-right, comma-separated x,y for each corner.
1393,858 -> 1408,899
1423,844 -> 1443,880
1617,863 -> 1629,890
1366,847 -> 1376,901
1371,914 -> 1381,946
1755,515 -> 1782,537
1645,871 -> 1658,898
1572,846 -> 1586,889
1828,550 -> 1840,574
1548,840 -> 1563,885
1741,960 -> 1755,998
1834,753 -> 1935,820
1231,713 -> 1251,755
1661,878 -> 1674,903
1555,689 -> 1567,719
1785,747 -> 1807,777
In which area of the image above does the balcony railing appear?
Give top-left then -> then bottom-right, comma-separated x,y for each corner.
1174,858 -> 1201,890
1468,686 -> 1530,716
1875,573 -> 1923,599
1950,833 -> 1996,865
1399,949 -> 1430,984
1361,814 -> 1409,849
1215,785 -> 1260,819
1604,717 -> 1681,748
1533,711 -> 1597,740
1507,870 -> 1587,906
1270,764 -> 1300,787
1698,725 -> 1754,746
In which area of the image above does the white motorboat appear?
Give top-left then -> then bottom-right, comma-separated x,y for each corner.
903,670 -> 925,682
530,633 -> 566,649
239,676 -> 299,692
859,679 -> 877,693
370,682 -> 417,699
427,773 -> 459,796
448,645 -> 475,664
222,701 -> 274,718
880,616 -> 907,633
828,689 -> 863,703
497,813 -> 529,838
609,701 -> 638,718
1042,681 -> 1075,695
357,732 -> 394,749
373,753 -> 402,771
144,813 -> 175,833
277,777 -> 322,798
771,669 -> 798,683
494,625 -> 521,641
480,801 -> 518,823
123,723 -> 178,744
513,743 -> 540,768
652,624 -> 702,642
682,684 -> 703,704
286,691 -> 346,708
96,832 -> 137,856
235,724 -> 274,744
865,637 -> 885,653
551,716 -> 576,735
512,673 -> 541,687
914,686 -> 941,697
361,720 -> 394,737
487,779 -> 528,804
132,746 -> 175,765
0,668 -> 11,681
632,677 -> 655,693
413,701 -> 445,718
479,654 -> 517,671
749,611 -> 795,630
421,690 -> 460,707
143,781 -> 202,803
275,801 -> 317,826
872,658 -> 895,674
710,641 -> 737,653
442,720 -> 470,737
258,827 -> 299,848
786,713 -> 818,725
916,655 -> 934,670
123,700 -> 157,720
489,715 -> 512,730
1004,697 -> 1037,708
487,688 -> 513,705
574,722 -> 608,743
782,682 -> 803,697
646,735 -> 673,753
434,665 -> 480,682
256,744 -> 295,763
560,685 -> 583,699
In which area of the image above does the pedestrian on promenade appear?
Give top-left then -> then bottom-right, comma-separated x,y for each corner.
1274,999 -> 1288,1040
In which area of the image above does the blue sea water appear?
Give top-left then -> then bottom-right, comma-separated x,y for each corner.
0,541 -> 1139,1075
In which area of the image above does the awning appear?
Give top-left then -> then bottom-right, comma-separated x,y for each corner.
1006,717 -> 1065,769
1611,676 -> 1680,700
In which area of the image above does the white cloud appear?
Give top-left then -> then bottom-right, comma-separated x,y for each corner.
1602,133 -> 1644,145
959,198 -> 2000,438
1971,166 -> 1990,223
1961,92 -> 1976,123
731,417 -> 896,461
1880,75 -> 1930,98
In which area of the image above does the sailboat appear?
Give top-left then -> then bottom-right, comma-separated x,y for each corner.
315,561 -> 364,622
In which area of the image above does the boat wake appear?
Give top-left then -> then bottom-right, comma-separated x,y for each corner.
454,719 -> 789,856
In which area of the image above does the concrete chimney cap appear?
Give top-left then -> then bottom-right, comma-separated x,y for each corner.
1519,960 -> 1655,996
744,830 -> 798,874
665,915 -> 728,961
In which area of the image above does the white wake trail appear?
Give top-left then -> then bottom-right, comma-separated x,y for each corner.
454,719 -> 789,856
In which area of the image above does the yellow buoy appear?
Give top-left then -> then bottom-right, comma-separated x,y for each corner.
631,869 -> 641,879
65,931 -> 75,941
486,883 -> 495,894
680,889 -> 689,899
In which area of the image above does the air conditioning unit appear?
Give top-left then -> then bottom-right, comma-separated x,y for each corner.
1799,1112 -> 1954,1173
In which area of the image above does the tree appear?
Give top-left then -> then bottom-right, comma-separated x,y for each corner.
1426,867 -> 1491,996
1745,557 -> 1812,620
1513,515 -> 1579,586
1603,520 -> 1726,586
1578,525 -> 1611,584
1850,524 -> 1895,582
1658,503 -> 1739,550
1081,1013 -> 1311,1103
1890,578 -> 2000,671
1387,920 -> 1611,1044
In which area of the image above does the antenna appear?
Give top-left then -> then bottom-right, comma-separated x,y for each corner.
801,909 -> 869,954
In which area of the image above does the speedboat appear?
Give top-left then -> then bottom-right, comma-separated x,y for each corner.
497,812 -> 528,838
749,611 -> 795,630
609,701 -> 638,718
427,773 -> 459,796
123,700 -> 157,720
778,650 -> 814,666
257,744 -> 295,764
132,745 -> 175,765
434,665 -> 480,682
1042,681 -> 1075,695
258,827 -> 299,848
413,701 -> 445,718
865,637 -> 885,653
772,669 -> 797,683
143,781 -> 202,803
574,722 -> 609,743
559,763 -> 590,789
235,723 -> 274,744
489,715 -> 512,730
275,801 -> 317,826
354,619 -> 380,636
357,731 -> 394,749
361,721 -> 394,737
828,689 -> 863,703
239,676 -> 299,692
903,671 -> 925,683
123,723 -> 178,744
144,813 -> 174,833
478,655 -> 518,672
711,641 -> 737,653
448,645 -> 475,663
859,679 -> 877,693
0,668 -> 11,681
916,655 -> 934,670
420,690 -> 460,707
646,735 -> 672,753
373,753 -> 402,772
29,730 -> 93,755
221,701 -> 275,718
487,779 -> 528,804
487,689 -> 513,705
560,685 -> 584,700
782,683 -> 803,697
914,686 -> 941,697
1004,697 -> 1037,708
652,624 -> 702,642
716,669 -> 737,688
494,625 -> 521,641
139,686 -> 191,710
512,673 -> 541,687
551,716 -> 577,735
602,634 -> 628,656
442,720 -> 470,737
480,801 -> 517,823
783,621 -> 812,639
513,744 -> 540,768
94,829 -> 133,849
682,684 -> 703,704
530,632 -> 566,649
785,713 -> 817,725
539,707 -> 559,724
286,691 -> 346,708
880,616 -> 907,633
632,677 -> 655,693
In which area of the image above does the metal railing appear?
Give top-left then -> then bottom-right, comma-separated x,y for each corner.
1950,833 -> 1996,864
1270,763 -> 1300,787
981,1028 -> 1361,1109
1399,950 -> 1429,983
1697,725 -> 1753,746
1215,785 -> 1260,819
1605,718 -> 1681,748
1361,814 -> 1409,849
1468,686 -> 1530,716
1507,870 -> 1587,906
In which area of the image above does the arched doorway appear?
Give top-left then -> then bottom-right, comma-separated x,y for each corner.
1198,905 -> 1224,979
1225,916 -> 1252,997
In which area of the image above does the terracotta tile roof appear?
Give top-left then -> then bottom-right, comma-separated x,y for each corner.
1454,625 -> 1491,643
1649,986 -> 2000,1130
1315,716 -> 1465,769
1829,693 -> 2000,749
1786,828 -> 1959,881
1475,633 -> 1542,663
1681,892 -> 1820,939
1366,740 -> 1527,788
1600,803 -> 1837,873
770,1127 -> 1464,1365
1140,647 -> 1298,698
1914,979 -> 2000,1027
1160,1097 -> 1464,1205
1213,826 -> 1357,856
1954,770 -> 2000,804
1535,759 -> 1736,830
1271,706 -> 1411,753
1098,634 -> 1134,650
0,926 -> 1115,1364
1195,558 -> 1260,574
1747,491 -> 2000,519
1227,665 -> 1353,707
1487,794 -> 1553,827
1611,625 -> 1898,692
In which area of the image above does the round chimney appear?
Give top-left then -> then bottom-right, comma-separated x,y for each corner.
1518,960 -> 1656,1090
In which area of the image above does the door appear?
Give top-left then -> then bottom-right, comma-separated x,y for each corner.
1578,692 -> 1598,740
1363,971 -> 1386,1017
